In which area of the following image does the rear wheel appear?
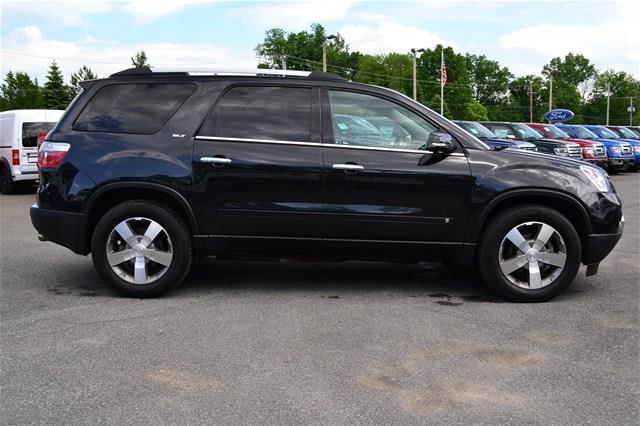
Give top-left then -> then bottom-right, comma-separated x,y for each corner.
478,205 -> 582,302
0,167 -> 16,194
91,201 -> 192,297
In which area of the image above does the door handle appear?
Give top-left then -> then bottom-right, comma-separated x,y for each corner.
332,163 -> 365,171
201,156 -> 232,165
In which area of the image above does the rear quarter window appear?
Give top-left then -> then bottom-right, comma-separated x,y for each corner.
22,122 -> 56,147
73,83 -> 195,134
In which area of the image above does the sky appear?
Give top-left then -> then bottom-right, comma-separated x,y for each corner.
1,0 -> 639,84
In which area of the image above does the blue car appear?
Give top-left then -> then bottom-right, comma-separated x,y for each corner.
584,125 -> 640,169
556,124 -> 635,172
454,121 -> 537,151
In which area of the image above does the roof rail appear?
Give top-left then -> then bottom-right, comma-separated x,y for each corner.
109,67 -> 345,81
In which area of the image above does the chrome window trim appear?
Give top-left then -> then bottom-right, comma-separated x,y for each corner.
195,135 -> 466,156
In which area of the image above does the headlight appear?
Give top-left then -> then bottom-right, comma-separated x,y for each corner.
634,146 -> 640,153
554,147 -> 568,155
584,147 -> 594,155
611,146 -> 619,152
580,165 -> 610,192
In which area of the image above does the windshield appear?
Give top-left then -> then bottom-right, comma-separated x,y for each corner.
513,123 -> 544,139
617,127 -> 638,138
458,122 -> 495,138
542,124 -> 570,139
593,126 -> 619,139
568,126 -> 597,139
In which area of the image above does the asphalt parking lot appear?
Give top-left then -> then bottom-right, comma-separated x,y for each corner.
1,173 -> 638,425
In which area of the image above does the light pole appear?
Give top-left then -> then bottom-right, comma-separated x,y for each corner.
606,82 -> 611,125
411,48 -> 425,100
323,34 -> 337,73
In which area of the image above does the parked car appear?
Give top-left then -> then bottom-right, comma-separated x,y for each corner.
583,124 -> 640,169
606,125 -> 640,140
454,121 -> 537,151
481,121 -> 583,159
0,109 -> 64,193
527,122 -> 607,169
31,68 -> 623,302
626,126 -> 640,138
555,124 -> 635,172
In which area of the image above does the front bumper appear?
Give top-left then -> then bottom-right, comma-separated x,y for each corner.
584,216 -> 624,265
584,158 -> 607,169
30,203 -> 89,255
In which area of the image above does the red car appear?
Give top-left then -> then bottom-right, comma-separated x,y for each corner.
527,123 -> 608,169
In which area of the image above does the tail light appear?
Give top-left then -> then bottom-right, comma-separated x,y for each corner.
11,149 -> 20,165
38,142 -> 70,169
37,132 -> 48,149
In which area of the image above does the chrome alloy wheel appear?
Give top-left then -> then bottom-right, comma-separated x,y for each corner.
106,217 -> 173,285
498,221 -> 567,290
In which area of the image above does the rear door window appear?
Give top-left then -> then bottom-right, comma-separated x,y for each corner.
21,122 -> 56,147
199,86 -> 313,142
73,83 -> 195,134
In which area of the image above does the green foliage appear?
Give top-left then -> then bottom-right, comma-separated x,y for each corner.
584,70 -> 640,125
255,24 -> 358,78
354,53 -> 412,95
0,71 -> 44,111
43,61 -> 73,110
504,75 -> 547,122
131,50 -> 151,68
462,100 -> 489,121
465,54 -> 513,105
70,65 -> 97,93
416,45 -> 473,118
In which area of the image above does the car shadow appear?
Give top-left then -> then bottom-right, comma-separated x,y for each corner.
175,258 -> 500,301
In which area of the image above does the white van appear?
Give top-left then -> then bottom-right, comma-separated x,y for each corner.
0,109 -> 64,193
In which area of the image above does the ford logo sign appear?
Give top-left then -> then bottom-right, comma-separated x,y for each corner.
544,109 -> 574,122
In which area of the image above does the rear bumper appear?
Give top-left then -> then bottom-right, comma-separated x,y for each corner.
30,203 -> 89,255
583,216 -> 624,265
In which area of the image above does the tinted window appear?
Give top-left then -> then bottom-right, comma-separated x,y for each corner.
484,124 -> 515,139
73,83 -> 195,134
21,122 -> 55,147
201,86 -> 312,141
328,90 -> 436,150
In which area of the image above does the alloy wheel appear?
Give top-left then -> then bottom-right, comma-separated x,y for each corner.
498,221 -> 567,290
106,217 -> 173,285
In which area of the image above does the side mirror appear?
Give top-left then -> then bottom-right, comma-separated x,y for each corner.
426,131 -> 456,154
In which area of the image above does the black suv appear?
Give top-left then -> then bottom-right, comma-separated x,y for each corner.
31,68 -> 624,301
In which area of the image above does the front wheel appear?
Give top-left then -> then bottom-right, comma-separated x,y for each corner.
478,205 -> 582,302
91,201 -> 193,298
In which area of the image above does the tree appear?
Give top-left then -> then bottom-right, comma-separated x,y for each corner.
542,53 -> 597,121
465,54 -> 513,105
70,65 -> 97,94
255,23 -> 358,78
506,75 -> 546,122
584,70 -> 640,125
354,53 -> 412,96
43,61 -> 72,110
461,100 -> 489,121
131,50 -> 151,68
0,71 -> 44,111
416,45 -> 474,118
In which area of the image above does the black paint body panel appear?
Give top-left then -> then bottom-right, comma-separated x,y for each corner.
31,74 -> 623,266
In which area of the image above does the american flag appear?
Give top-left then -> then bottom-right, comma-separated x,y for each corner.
441,61 -> 447,86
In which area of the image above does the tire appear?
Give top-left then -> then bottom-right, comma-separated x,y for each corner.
0,167 -> 17,194
477,205 -> 582,302
91,200 -> 193,298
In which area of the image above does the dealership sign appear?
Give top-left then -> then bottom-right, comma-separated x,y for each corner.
544,109 -> 574,123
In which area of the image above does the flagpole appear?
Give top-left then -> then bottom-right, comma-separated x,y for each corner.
440,49 -> 444,116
